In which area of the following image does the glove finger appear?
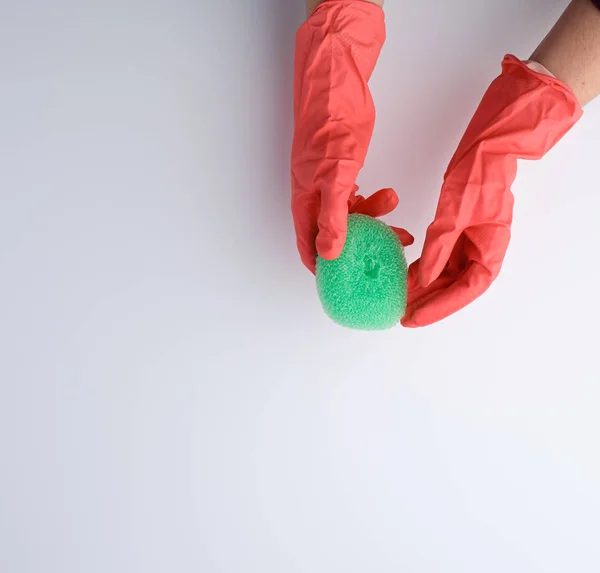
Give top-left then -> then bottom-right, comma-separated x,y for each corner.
315,181 -> 355,260
292,195 -> 320,273
300,250 -> 317,274
418,220 -> 464,288
347,185 -> 364,212
390,226 -> 414,247
405,271 -> 455,315
350,188 -> 399,218
406,259 -> 421,292
401,261 -> 493,328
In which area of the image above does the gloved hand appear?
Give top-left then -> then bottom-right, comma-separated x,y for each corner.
291,0 -> 412,273
402,55 -> 582,328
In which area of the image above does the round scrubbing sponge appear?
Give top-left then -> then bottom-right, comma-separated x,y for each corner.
316,214 -> 408,330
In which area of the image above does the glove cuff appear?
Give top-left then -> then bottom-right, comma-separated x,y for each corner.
445,54 -> 582,176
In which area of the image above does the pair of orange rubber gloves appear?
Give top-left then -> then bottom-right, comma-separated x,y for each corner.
291,0 -> 582,327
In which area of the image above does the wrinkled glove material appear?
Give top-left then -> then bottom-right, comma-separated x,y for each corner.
292,0 -> 414,273
402,55 -> 583,327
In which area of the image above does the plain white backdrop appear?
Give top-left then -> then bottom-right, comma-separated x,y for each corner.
1,1 -> 600,571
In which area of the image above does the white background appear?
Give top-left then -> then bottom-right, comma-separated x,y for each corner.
1,1 -> 600,571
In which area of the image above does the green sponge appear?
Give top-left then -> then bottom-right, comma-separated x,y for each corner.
315,214 -> 408,330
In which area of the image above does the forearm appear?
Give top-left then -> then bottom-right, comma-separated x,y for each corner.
306,0 -> 384,17
531,0 -> 600,106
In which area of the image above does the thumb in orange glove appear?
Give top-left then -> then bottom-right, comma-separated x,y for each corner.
402,55 -> 582,328
291,0 -> 412,273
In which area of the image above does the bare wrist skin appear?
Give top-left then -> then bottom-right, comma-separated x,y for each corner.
306,0 -> 384,17
531,0 -> 600,106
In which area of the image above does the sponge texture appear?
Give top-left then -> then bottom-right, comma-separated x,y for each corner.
316,214 -> 408,330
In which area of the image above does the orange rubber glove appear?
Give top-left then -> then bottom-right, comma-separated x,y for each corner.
291,0 -> 412,273
402,55 -> 582,328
